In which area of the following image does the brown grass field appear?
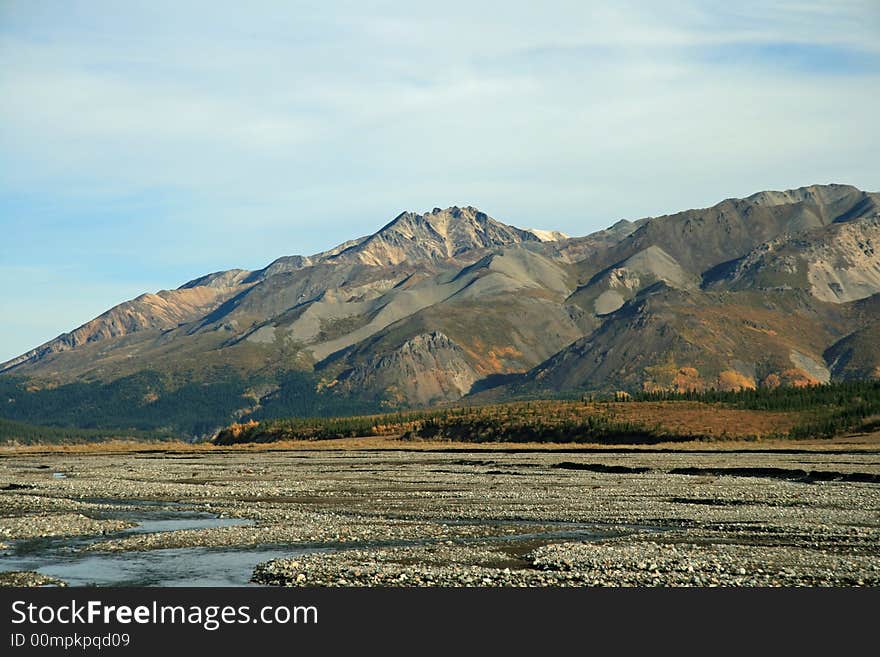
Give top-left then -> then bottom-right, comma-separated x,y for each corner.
587,401 -> 800,437
3,398 -> 879,455
3,430 -> 879,456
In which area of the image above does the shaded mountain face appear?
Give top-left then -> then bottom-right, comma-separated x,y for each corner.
704,215 -> 880,303
330,331 -> 482,407
3,185 -> 880,435
513,184 -> 880,396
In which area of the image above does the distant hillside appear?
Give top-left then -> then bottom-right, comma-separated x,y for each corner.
3,184 -> 880,438
0,417 -> 157,445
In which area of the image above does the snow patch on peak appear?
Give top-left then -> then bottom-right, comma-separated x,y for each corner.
526,228 -> 568,242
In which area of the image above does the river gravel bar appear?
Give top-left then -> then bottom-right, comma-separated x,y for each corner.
1,445 -> 878,586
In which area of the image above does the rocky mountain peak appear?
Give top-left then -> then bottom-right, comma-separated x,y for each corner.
4,183 -> 880,420
324,205 -> 537,267
382,206 -> 494,234
745,183 -> 862,208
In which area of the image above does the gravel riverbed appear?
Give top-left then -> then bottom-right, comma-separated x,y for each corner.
1,447 -> 878,586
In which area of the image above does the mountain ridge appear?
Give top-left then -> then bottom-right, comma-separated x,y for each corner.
3,184 -> 879,436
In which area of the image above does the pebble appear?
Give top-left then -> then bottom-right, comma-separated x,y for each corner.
0,448 -> 878,587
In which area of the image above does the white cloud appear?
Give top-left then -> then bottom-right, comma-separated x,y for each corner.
0,0 -> 878,359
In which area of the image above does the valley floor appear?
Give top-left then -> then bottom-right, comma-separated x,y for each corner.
1,437 -> 879,587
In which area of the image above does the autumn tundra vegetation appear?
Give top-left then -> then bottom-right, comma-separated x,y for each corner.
213,380 -> 880,446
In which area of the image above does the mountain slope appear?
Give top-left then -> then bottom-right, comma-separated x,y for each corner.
580,183 -> 878,278
705,215 -> 880,303
3,184 -> 880,437
0,283 -> 251,373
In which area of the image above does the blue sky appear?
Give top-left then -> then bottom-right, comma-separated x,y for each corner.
1,0 -> 879,362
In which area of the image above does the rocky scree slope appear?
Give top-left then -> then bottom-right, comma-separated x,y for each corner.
2,185 -> 879,434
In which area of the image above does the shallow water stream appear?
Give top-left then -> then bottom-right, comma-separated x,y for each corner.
0,505 -> 306,586
1,503 -> 663,586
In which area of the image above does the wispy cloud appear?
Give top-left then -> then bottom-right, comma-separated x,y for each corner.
1,0 -> 878,360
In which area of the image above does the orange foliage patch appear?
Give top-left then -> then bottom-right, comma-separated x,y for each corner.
225,419 -> 259,438
463,340 -> 524,375
716,370 -> 756,392
672,367 -> 705,392
777,369 -> 820,388
484,345 -> 523,370
643,364 -> 706,393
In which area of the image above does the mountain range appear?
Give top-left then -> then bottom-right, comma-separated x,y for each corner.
2,183 -> 879,437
